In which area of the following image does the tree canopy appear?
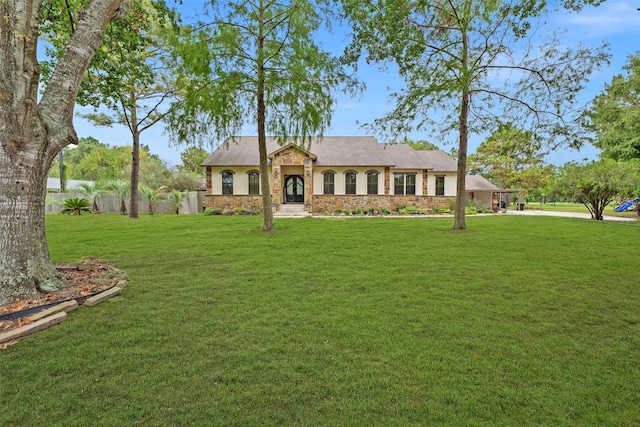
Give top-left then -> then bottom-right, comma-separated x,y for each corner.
341,0 -> 609,229
167,0 -> 358,231
469,123 -> 553,195
555,159 -> 640,220
586,53 -> 640,161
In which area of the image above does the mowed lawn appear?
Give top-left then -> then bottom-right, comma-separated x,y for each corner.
2,214 -> 639,425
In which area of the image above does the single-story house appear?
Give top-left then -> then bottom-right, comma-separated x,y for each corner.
202,136 -> 500,214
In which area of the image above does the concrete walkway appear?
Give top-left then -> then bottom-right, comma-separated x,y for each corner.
504,209 -> 637,222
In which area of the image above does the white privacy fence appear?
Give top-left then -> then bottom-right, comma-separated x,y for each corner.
46,191 -> 205,215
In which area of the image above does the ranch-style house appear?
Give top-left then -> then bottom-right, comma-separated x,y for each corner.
202,136 -> 499,214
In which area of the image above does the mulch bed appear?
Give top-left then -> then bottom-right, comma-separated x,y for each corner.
0,258 -> 125,336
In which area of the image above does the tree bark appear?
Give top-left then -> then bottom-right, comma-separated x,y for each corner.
129,126 -> 140,219
257,1 -> 274,232
453,29 -> 470,231
0,0 -> 126,305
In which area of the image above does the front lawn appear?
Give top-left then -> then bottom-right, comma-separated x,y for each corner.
2,215 -> 639,425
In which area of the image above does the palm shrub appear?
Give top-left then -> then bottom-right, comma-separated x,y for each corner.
75,182 -> 106,213
169,189 -> 186,214
139,185 -> 167,215
104,180 -> 131,215
61,197 -> 91,215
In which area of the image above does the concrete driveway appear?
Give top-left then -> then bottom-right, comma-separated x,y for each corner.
504,209 -> 637,222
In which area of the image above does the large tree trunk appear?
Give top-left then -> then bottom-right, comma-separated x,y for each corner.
0,145 -> 66,304
0,0 -> 127,305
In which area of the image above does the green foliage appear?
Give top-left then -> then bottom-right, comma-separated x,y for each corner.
342,0 -> 610,229
104,180 -> 131,215
469,123 -> 554,194
168,189 -> 186,214
170,169 -> 204,192
74,182 -> 106,213
396,137 -> 440,151
556,159 -> 640,220
167,0 -> 358,147
60,198 -> 91,215
399,206 -> 421,215
203,207 -> 223,216
139,185 -> 168,215
586,53 -> 640,160
179,146 -> 209,175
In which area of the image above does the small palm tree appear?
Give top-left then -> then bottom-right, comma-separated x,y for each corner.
169,189 -> 186,214
104,180 -> 131,215
139,185 -> 167,215
75,182 -> 106,213
61,198 -> 91,215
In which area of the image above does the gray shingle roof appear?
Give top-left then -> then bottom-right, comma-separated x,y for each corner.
201,136 -> 458,171
415,150 -> 458,172
381,144 -> 428,169
465,175 -> 499,191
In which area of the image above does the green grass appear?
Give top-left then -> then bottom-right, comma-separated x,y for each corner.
2,214 -> 639,425
526,201 -> 639,218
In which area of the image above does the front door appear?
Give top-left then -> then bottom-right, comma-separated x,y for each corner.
285,175 -> 304,203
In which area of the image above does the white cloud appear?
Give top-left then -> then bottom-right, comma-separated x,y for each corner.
561,1 -> 640,37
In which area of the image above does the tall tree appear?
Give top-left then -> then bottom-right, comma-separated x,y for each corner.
586,53 -> 640,161
78,0 -> 182,219
167,0 -> 358,231
0,0 -> 128,304
342,0 -> 609,230
179,146 -> 209,175
469,123 -> 553,194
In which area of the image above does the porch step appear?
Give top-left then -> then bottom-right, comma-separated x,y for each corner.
276,204 -> 309,217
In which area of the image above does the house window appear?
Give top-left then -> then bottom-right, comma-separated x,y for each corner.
248,171 -> 260,195
435,176 -> 445,196
221,170 -> 234,194
323,172 -> 335,195
367,171 -> 378,195
394,173 -> 416,195
345,171 -> 357,195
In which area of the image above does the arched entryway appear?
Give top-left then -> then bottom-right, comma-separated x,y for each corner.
284,175 -> 304,203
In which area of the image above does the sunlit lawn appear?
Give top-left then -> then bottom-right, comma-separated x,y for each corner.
525,200 -> 638,218
1,214 -> 639,425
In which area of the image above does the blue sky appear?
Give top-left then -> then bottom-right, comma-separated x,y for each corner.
72,0 -> 640,167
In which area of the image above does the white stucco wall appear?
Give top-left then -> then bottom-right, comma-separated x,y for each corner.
209,166 -> 272,195
426,172 -> 456,197
313,167 -> 384,195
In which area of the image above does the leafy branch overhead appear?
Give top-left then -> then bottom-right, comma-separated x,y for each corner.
341,0 -> 610,230
166,0 -> 359,231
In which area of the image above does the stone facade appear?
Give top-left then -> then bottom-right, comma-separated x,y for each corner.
311,195 -> 452,213
204,195 -> 263,211
269,146 -> 315,212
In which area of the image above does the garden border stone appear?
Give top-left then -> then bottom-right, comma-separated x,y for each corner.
0,312 -> 67,344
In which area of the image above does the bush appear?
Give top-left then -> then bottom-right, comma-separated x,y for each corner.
203,208 -> 223,216
367,207 -> 376,214
334,209 -> 342,215
399,206 -> 421,215
381,208 -> 391,215
352,208 -> 362,215
233,207 -> 251,215
223,209 -> 234,216
61,198 -> 91,215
